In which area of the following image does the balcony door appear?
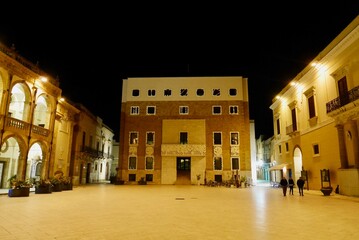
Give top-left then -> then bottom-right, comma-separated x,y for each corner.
338,76 -> 349,105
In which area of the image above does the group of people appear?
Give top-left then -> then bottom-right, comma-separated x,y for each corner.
279,176 -> 305,196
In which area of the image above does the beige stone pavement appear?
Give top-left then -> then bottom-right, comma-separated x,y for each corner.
0,183 -> 358,240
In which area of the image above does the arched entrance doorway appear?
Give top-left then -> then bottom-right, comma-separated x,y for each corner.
293,146 -> 303,182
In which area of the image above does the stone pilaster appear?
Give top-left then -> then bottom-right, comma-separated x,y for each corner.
336,124 -> 348,168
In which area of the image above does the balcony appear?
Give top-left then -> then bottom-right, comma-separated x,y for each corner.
161,144 -> 206,156
80,146 -> 104,159
326,85 -> 359,114
5,117 -> 51,141
286,124 -> 298,136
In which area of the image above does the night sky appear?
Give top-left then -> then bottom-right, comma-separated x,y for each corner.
0,4 -> 358,141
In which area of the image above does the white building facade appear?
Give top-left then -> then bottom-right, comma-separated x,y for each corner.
270,16 -> 359,196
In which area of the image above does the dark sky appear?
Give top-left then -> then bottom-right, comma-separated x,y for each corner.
0,4 -> 358,141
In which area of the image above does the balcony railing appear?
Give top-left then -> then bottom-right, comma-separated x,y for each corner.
326,85 -> 359,113
286,125 -> 294,135
6,117 -> 30,132
32,125 -> 50,137
80,145 -> 104,159
5,117 -> 50,139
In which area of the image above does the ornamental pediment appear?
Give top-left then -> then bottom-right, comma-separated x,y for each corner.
161,144 -> 206,156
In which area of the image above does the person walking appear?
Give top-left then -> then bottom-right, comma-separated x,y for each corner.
288,177 -> 294,195
280,176 -> 288,196
297,177 -> 305,196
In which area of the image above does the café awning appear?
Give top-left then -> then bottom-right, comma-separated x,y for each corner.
269,163 -> 291,171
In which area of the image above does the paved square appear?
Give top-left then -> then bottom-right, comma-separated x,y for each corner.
0,184 -> 358,239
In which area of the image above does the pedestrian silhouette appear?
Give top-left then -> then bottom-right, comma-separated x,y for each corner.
280,177 -> 288,196
297,177 -> 305,196
288,177 -> 294,195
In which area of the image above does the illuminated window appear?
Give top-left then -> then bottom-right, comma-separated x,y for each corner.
129,132 -> 138,145
230,132 -> 239,145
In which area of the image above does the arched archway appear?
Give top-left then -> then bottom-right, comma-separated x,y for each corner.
8,82 -> 32,121
0,136 -> 21,188
293,146 -> 303,182
26,142 -> 43,181
33,94 -> 52,128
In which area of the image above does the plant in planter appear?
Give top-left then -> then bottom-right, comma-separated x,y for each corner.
50,176 -> 63,192
138,177 -> 147,185
60,176 -> 73,190
320,169 -> 333,196
35,179 -> 53,194
50,170 -> 65,192
240,176 -> 247,188
320,186 -> 333,196
7,175 -> 33,197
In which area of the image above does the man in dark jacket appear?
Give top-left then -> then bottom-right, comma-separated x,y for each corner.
297,177 -> 305,196
280,177 -> 288,196
288,177 -> 295,195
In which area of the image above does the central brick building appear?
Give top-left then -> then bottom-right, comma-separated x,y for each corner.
118,76 -> 251,184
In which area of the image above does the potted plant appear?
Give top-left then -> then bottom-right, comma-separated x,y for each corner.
50,177 -> 63,192
7,175 -> 33,197
138,177 -> 147,185
240,176 -> 247,188
51,170 -> 64,192
320,186 -> 333,196
60,176 -> 73,190
35,179 -> 53,194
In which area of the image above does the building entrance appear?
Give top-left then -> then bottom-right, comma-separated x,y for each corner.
176,157 -> 191,184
